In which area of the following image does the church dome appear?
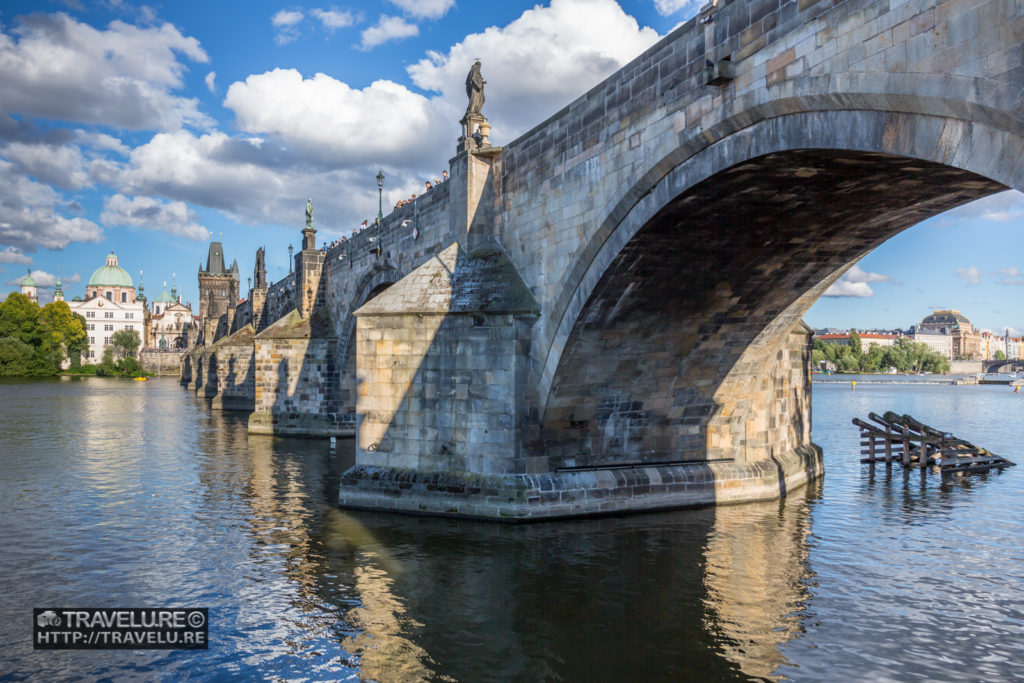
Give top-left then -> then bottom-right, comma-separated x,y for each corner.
21,270 -> 35,287
153,288 -> 175,304
88,251 -> 133,288
921,309 -> 970,327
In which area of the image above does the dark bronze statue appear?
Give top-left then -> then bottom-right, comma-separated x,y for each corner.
254,246 -> 266,289
465,60 -> 485,116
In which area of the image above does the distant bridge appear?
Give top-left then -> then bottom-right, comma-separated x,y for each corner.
982,359 -> 1024,374
185,0 -> 1024,520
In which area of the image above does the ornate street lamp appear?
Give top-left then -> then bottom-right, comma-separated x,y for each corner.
288,244 -> 293,273
376,169 -> 384,224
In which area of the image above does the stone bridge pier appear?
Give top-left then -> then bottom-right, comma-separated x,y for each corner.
338,0 -> 1024,519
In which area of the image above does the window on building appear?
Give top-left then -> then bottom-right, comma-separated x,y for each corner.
104,324 -> 113,331
105,292 -> 112,300
126,313 -> 133,319
89,337 -> 94,344
126,325 -> 133,330
104,337 -> 110,344
89,350 -> 95,358
105,312 -> 113,319
86,311 -> 95,318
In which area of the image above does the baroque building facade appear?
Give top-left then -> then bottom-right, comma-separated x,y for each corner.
69,252 -> 146,362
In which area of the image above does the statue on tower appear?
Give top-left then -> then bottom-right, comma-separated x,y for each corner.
305,198 -> 314,227
465,60 -> 485,116
254,246 -> 266,289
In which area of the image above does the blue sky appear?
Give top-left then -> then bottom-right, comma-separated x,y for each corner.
1,0 -> 1022,336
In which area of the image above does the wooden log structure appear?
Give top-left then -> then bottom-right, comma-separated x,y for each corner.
853,412 -> 1015,474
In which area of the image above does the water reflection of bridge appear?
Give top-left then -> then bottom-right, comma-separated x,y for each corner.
188,420 -> 820,680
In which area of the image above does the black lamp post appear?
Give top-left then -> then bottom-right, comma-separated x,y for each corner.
376,169 -> 384,224
288,244 -> 293,273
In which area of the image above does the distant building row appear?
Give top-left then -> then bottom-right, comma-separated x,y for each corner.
17,252 -> 197,362
814,309 -> 1022,360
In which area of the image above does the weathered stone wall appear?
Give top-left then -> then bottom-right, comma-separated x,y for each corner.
353,243 -> 540,474
248,309 -> 343,436
210,325 -> 256,411
355,312 -> 531,473
140,350 -> 186,376
950,360 -> 984,373
264,277 -> 296,326
321,179 -> 454,427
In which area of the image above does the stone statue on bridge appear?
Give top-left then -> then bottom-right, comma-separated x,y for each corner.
305,198 -> 314,228
465,60 -> 485,116
254,246 -> 266,289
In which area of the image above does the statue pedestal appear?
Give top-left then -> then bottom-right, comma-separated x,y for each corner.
458,113 -> 490,153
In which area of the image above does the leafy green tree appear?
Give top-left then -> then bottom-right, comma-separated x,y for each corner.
0,336 -> 35,376
848,329 -> 862,359
95,346 -> 118,376
38,301 -> 87,373
0,292 -> 41,348
994,350 -> 1007,360
110,329 -> 141,359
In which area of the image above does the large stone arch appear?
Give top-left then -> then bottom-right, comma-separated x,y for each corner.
536,104 -> 1018,469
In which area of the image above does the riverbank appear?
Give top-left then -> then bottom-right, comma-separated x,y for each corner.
813,372 -> 1022,386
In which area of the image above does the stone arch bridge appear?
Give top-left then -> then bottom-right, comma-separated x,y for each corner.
183,0 -> 1024,520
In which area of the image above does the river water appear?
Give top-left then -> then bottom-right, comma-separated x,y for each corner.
1,377 -> 1022,681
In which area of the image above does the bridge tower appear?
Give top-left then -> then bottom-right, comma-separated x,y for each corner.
197,241 -> 239,345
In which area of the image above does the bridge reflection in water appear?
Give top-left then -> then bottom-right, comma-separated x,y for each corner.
194,421 -> 818,680
295,446 -> 819,681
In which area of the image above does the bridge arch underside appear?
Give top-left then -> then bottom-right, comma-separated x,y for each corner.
539,149 -> 1004,470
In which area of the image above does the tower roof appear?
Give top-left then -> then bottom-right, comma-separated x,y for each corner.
204,242 -> 227,275
20,269 -> 35,287
153,288 -> 175,304
88,251 -> 133,288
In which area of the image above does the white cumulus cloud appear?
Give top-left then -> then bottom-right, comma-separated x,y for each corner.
5,269 -> 82,288
652,0 -> 703,17
0,12 -> 211,131
272,9 -> 305,44
360,15 -> 418,50
998,266 -> 1024,286
388,0 -> 454,20
0,246 -> 33,264
956,265 -> 982,285
101,193 -> 211,241
407,0 -> 660,142
943,189 -> 1024,223
75,130 -> 130,156
111,129 -> 401,230
823,264 -> 894,298
205,71 -> 217,93
223,69 -> 447,165
2,142 -> 91,190
0,158 -> 103,251
272,9 -> 304,26
312,8 -> 358,30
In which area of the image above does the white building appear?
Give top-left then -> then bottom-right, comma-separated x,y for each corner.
69,252 -> 146,362
815,332 -> 906,353
148,282 -> 194,350
911,332 -> 953,360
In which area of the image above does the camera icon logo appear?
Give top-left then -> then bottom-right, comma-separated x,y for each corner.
37,611 -> 61,628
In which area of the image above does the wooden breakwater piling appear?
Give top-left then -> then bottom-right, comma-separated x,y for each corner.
853,411 -> 1015,474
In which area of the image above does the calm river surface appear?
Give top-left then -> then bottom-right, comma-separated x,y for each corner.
1,376 -> 1022,681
